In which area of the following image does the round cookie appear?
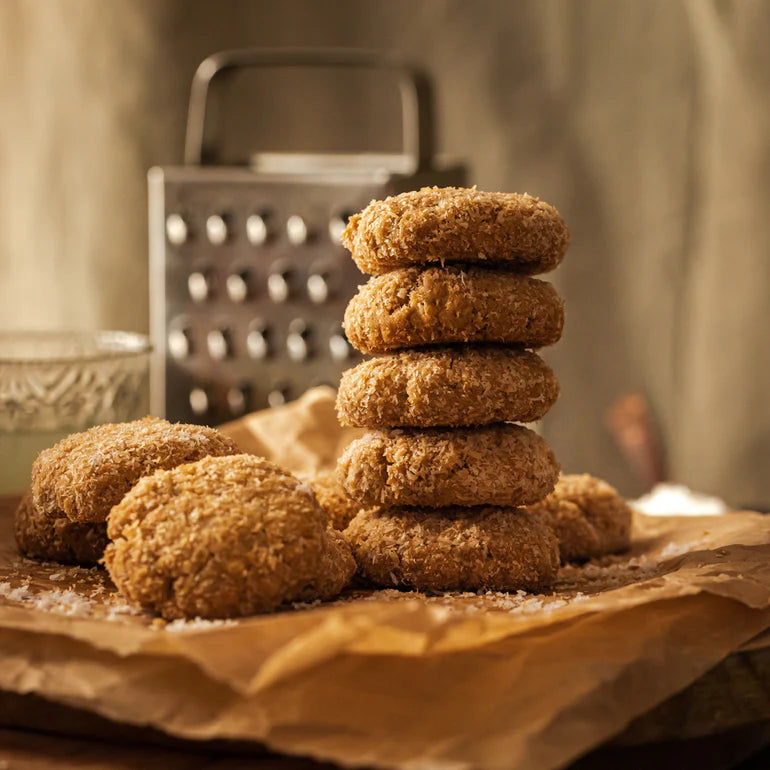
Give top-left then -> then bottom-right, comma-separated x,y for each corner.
336,346 -> 559,428
343,266 -> 565,354
344,506 -> 559,592
296,529 -> 356,602
525,474 -> 632,562
341,187 -> 570,276
306,468 -> 366,531
105,454 -> 330,619
338,425 -> 559,508
32,417 -> 240,523
14,492 -> 108,567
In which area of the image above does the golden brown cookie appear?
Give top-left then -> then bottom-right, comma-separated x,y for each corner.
14,492 -> 108,567
32,417 -> 240,523
344,506 -> 559,592
336,346 -> 559,428
343,266 -> 565,354
295,529 -> 356,602
306,468 -> 365,531
341,187 -> 570,276
105,454 -> 334,619
338,425 -> 559,508
525,474 -> 632,562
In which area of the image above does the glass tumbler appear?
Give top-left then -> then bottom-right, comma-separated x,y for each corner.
0,331 -> 151,494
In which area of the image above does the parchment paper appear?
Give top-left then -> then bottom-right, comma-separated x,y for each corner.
1,387 -> 770,770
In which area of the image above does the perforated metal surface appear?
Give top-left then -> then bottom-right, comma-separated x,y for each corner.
149,162 -> 465,424
149,48 -> 464,424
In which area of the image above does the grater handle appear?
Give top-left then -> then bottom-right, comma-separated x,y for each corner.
184,48 -> 435,171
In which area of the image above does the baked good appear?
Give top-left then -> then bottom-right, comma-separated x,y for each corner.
525,474 -> 632,561
14,492 -> 108,567
306,468 -> 365,531
31,417 -> 240,523
344,506 -> 559,592
105,454 -> 342,619
336,346 -> 559,428
343,266 -> 564,354
341,187 -> 569,275
295,529 -> 356,602
338,425 -> 559,508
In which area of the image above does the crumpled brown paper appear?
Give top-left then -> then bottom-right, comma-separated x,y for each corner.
1,386 -> 770,770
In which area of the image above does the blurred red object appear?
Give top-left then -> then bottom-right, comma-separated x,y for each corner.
606,393 -> 666,492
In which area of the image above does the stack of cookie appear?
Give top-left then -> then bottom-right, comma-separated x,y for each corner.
335,186 -> 569,592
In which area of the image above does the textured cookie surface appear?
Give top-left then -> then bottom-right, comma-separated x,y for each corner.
341,187 -> 570,275
338,425 -> 559,508
14,492 -> 108,567
32,417 -> 240,523
105,454 -> 332,619
306,468 -> 365,531
336,347 -> 559,428
295,529 -> 356,602
344,266 -> 564,354
525,474 -> 632,561
344,506 -> 559,592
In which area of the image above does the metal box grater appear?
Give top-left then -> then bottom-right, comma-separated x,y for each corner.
149,49 -> 466,425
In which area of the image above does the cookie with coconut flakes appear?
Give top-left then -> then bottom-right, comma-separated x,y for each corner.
305,468 -> 367,531
344,505 -> 559,592
31,417 -> 240,523
14,491 -> 108,567
343,266 -> 565,354
526,474 -> 632,562
105,454 -> 354,619
341,187 -> 570,276
336,346 -> 559,429
338,424 -> 559,508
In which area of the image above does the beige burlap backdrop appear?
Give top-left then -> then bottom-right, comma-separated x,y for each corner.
1,0 -> 768,507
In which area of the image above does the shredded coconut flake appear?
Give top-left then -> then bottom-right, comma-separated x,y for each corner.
164,617 -> 238,632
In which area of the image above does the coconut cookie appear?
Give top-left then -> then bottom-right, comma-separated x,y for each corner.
306,468 -> 366,531
14,492 -> 108,567
343,266 -> 565,354
296,529 -> 357,602
31,417 -> 240,523
341,187 -> 570,276
105,454 -> 347,619
336,346 -> 559,428
338,425 -> 559,508
525,474 -> 632,562
344,506 -> 559,592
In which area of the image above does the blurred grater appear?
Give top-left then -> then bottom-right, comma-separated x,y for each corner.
149,48 -> 466,425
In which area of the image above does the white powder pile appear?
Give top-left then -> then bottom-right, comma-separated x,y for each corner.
633,484 -> 728,516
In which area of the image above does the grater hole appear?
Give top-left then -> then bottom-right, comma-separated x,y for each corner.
226,385 -> 249,416
328,210 -> 355,243
267,384 -> 289,408
188,271 -> 212,303
226,271 -> 250,303
206,214 -> 229,245
246,321 -> 270,360
189,387 -> 209,416
246,212 -> 270,245
166,213 -> 189,246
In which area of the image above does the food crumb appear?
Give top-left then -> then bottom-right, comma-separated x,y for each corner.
164,617 -> 238,632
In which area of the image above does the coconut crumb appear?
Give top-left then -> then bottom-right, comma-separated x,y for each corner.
164,617 -> 238,632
